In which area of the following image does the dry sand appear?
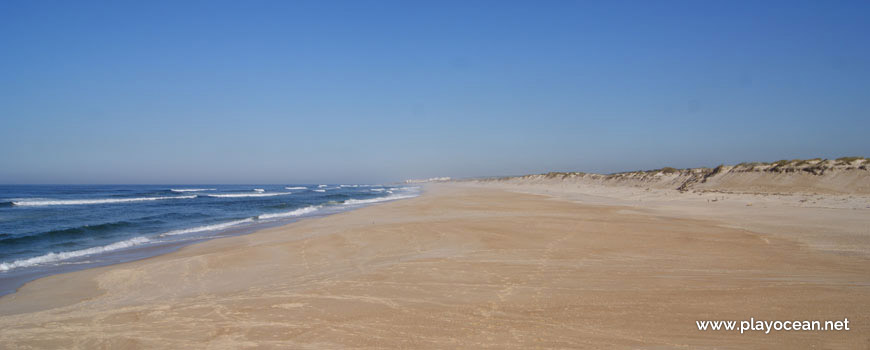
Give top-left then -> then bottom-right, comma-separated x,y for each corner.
0,184 -> 868,349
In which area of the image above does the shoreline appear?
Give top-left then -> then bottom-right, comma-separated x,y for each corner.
0,191 -> 421,299
0,218 -> 290,298
0,191 -> 425,315
1,184 -> 868,348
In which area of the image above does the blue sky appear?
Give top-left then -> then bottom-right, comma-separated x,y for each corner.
1,1 -> 868,184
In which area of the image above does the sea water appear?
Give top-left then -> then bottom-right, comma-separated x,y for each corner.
0,184 -> 418,295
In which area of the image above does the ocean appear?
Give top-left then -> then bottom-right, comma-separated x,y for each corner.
0,184 -> 419,295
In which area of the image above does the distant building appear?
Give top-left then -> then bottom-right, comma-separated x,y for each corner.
405,177 -> 451,184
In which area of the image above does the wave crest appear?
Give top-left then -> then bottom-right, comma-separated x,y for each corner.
0,237 -> 151,272
0,221 -> 134,247
203,193 -> 291,198
343,194 -> 417,206
12,195 -> 197,207
161,218 -> 255,236
258,206 -> 320,220
170,188 -> 215,192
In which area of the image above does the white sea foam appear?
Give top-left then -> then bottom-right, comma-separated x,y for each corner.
254,188 -> 265,193
170,188 -> 215,192
313,189 -> 326,193
339,185 -> 358,188
285,186 -> 307,190
343,194 -> 417,206
0,237 -> 151,272
371,188 -> 385,192
162,218 -> 255,236
204,192 -> 291,198
318,184 -> 327,188
12,195 -> 197,207
258,206 -> 320,220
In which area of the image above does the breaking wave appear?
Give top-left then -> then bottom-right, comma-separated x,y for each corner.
258,206 -> 320,220
170,188 -> 215,192
0,237 -> 151,272
343,194 -> 417,206
203,193 -> 292,198
12,195 -> 197,207
161,218 -> 255,236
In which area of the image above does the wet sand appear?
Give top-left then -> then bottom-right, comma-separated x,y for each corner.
0,184 -> 867,348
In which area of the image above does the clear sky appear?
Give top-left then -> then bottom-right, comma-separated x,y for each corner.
1,1 -> 868,184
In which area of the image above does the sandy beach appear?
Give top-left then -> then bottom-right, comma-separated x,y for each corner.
4,1 -> 869,348
0,183 -> 867,349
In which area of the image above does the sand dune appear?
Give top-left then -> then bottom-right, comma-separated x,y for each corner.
480,157 -> 870,195
469,160 -> 870,259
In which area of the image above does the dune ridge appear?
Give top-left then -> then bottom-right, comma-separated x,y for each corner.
473,157 -> 870,195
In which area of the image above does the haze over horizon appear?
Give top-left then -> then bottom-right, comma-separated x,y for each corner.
2,1 -> 868,184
